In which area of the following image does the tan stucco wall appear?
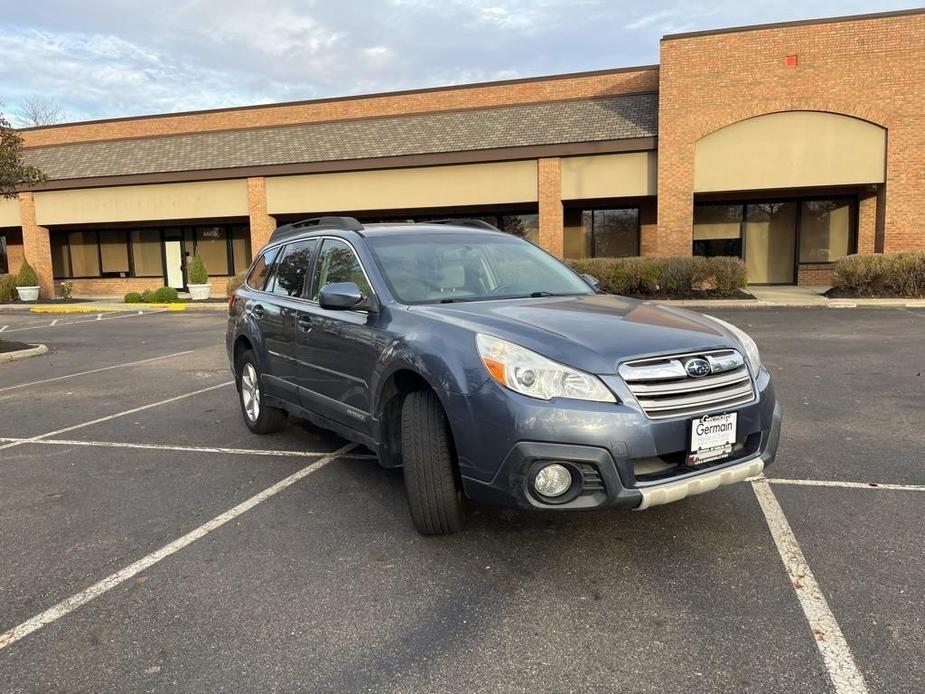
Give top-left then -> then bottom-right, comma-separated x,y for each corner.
266,160 -> 537,214
33,179 -> 249,226
694,111 -> 886,193
0,197 -> 21,227
560,152 -> 657,199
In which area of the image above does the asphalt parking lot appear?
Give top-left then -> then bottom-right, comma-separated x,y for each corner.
0,306 -> 922,693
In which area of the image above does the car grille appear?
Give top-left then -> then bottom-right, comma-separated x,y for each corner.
619,349 -> 756,419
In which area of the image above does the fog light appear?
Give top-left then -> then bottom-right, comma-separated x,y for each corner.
534,463 -> 572,498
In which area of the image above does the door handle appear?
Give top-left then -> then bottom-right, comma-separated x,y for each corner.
296,315 -> 313,332
252,304 -> 265,319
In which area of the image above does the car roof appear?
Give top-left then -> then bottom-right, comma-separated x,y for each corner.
358,223 -> 509,238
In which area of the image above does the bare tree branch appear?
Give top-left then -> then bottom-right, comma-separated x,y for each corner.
16,96 -> 67,127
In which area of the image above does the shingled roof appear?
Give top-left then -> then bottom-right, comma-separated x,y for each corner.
26,93 -> 658,182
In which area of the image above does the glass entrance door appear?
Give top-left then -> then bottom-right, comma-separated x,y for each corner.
744,202 -> 797,284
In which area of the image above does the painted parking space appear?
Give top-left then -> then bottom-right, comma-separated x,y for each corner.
0,308 -> 922,692
774,485 -> 925,694
0,443 -> 316,630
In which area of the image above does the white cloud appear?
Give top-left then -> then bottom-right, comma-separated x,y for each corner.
0,0 -> 918,123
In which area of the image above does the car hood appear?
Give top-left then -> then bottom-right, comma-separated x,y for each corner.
410,294 -> 741,375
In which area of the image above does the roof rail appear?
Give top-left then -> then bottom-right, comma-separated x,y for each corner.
426,218 -> 501,231
269,216 -> 364,243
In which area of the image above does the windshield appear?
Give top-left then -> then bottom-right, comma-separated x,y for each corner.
366,232 -> 594,304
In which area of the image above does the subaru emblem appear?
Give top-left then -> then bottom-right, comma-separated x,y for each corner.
685,358 -> 712,378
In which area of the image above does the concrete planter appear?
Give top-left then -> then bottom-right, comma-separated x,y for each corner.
188,283 -> 212,301
16,286 -> 40,302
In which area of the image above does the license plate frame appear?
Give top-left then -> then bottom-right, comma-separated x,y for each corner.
689,412 -> 737,465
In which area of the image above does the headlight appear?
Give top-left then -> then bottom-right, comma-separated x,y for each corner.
476,334 -> 616,403
705,316 -> 762,375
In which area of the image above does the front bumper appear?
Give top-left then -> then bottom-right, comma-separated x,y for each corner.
455,369 -> 782,512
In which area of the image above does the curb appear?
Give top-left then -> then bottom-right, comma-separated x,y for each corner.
124,303 -> 187,311
30,306 -> 119,314
0,343 -> 49,363
655,299 -> 925,309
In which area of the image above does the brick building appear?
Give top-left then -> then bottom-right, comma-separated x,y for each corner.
1,8 -> 922,297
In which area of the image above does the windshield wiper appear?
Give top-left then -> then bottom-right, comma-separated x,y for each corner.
529,291 -> 556,297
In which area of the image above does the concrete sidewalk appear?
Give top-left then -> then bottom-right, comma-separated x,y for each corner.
660,285 -> 925,309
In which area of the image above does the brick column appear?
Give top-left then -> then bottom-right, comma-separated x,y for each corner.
19,192 -> 54,298
247,177 -> 276,252
856,189 -> 878,255
537,158 -> 563,257
654,140 -> 695,257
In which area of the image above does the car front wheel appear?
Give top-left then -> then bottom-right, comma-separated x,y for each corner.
237,351 -> 287,435
400,389 -> 464,535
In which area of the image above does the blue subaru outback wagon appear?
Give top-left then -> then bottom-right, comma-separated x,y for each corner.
227,217 -> 782,535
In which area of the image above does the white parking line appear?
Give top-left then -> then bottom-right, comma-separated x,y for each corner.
0,381 -> 234,453
0,350 -> 195,394
0,325 -> 7,332
752,478 -> 869,694
0,437 -> 377,460
49,319 -> 58,327
0,310 -> 166,334
766,477 -> 925,492
0,442 -> 356,652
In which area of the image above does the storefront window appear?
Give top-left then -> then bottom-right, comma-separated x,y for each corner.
745,202 -> 797,284
693,205 -> 743,257
355,210 -> 539,245
194,226 -> 230,276
0,235 -> 8,274
564,208 -> 639,258
69,231 -> 101,277
498,214 -> 539,244
99,230 -> 130,276
131,229 -> 164,277
694,197 -> 857,284
51,223 -> 251,280
231,226 -> 251,276
50,234 -> 70,277
800,200 -> 853,263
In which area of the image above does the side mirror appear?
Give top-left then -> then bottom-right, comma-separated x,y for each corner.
580,273 -> 601,292
318,282 -> 377,312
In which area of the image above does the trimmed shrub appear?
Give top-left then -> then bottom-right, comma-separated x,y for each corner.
226,271 -> 246,297
149,286 -> 180,303
123,292 -> 143,303
187,254 -> 209,285
0,273 -> 16,302
15,258 -> 39,287
565,256 -> 747,298
833,252 -> 925,297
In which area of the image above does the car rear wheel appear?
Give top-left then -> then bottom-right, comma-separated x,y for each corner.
400,389 -> 464,535
237,351 -> 287,434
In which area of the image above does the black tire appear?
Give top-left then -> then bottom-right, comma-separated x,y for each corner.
400,390 -> 464,535
237,350 -> 288,435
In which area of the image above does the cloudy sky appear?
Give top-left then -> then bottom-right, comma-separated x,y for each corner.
0,0 -> 914,125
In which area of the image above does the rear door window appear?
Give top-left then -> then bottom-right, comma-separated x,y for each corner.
245,246 -> 280,291
266,239 -> 318,297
